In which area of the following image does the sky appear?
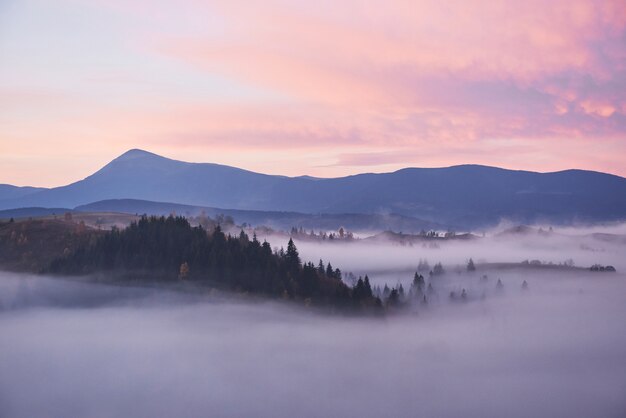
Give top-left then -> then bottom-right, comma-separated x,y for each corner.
1,0 -> 625,187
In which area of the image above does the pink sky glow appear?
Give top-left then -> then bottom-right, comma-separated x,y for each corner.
1,0 -> 625,186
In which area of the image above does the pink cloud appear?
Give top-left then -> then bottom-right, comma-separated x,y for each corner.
151,0 -> 626,141
1,0 -> 625,185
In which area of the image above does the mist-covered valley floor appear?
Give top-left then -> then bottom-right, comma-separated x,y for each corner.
1,225 -> 625,418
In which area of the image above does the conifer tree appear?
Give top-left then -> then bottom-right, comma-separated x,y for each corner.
467,258 -> 476,272
364,275 -> 372,297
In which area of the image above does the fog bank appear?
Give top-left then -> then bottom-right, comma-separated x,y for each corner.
1,271 -> 625,418
289,223 -> 626,288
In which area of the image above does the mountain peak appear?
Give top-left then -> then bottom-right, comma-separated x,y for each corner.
115,149 -> 159,160
93,149 -> 174,175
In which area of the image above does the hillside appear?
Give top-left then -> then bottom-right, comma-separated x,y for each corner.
1,149 -> 625,228
0,218 -> 102,272
0,207 -> 74,220
76,199 -> 445,232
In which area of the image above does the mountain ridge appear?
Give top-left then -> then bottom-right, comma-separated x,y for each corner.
1,149 -> 624,228
0,184 -> 48,201
74,198 -> 447,232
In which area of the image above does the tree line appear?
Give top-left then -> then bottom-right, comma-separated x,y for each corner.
49,215 -> 382,311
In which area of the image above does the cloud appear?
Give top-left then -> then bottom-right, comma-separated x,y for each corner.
1,0 -> 625,185
120,0 -> 626,174
150,0 -> 626,143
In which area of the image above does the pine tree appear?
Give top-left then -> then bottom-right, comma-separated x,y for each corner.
363,275 -> 372,297
239,230 -> 249,245
326,262 -> 334,278
387,288 -> 400,306
467,258 -> 476,272
412,272 -> 425,296
433,262 -> 444,276
317,259 -> 325,275
353,277 -> 364,300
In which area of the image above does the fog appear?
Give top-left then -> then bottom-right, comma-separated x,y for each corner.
1,225 -> 626,418
290,224 -> 626,288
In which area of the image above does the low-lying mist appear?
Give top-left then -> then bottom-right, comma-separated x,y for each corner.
288,223 -> 626,287
1,270 -> 625,418
1,223 -> 625,418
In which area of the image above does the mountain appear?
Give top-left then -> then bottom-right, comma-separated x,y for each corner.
1,149 -> 625,228
0,184 -> 47,201
75,199 -> 445,232
0,149 -> 296,211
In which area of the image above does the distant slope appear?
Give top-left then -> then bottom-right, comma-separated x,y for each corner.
76,199 -> 445,232
0,207 -> 73,220
0,184 -> 46,201
1,149 -> 625,228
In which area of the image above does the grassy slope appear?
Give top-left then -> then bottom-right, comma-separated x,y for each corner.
0,218 -> 103,272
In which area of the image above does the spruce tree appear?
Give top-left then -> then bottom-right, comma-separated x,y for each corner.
286,238 -> 300,270
467,258 -> 476,272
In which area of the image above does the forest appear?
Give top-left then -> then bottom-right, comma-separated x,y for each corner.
49,215 -> 383,311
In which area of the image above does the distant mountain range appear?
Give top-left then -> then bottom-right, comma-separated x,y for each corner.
0,199 -> 445,233
76,199 -> 446,232
1,149 -> 625,228
0,184 -> 46,201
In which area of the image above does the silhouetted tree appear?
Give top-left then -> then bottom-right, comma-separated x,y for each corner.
326,262 -> 334,278
387,288 -> 400,306
383,284 -> 390,297
317,259 -> 325,275
363,275 -> 372,297
411,272 -> 425,297
286,238 -> 301,271
432,262 -> 445,276
48,215 -> 382,312
467,258 -> 476,272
